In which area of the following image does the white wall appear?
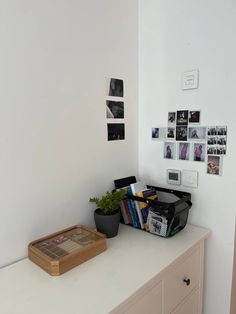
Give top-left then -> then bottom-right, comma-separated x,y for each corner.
0,0 -> 138,267
139,1 -> 236,313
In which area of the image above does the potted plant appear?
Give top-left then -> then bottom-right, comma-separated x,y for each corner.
89,189 -> 126,238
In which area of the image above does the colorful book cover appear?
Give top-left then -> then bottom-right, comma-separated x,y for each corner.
130,181 -> 147,229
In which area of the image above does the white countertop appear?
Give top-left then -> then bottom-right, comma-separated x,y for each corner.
0,224 -> 210,314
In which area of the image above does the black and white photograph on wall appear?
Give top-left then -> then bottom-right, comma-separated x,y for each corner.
207,146 -> 217,155
106,101 -> 124,119
167,127 -> 175,139
193,143 -> 206,162
176,126 -> 187,141
217,126 -> 227,135
208,136 -> 217,145
107,123 -> 125,141
189,111 -> 201,124
152,128 -> 159,139
188,127 -> 206,140
108,78 -> 124,97
176,110 -> 188,125
163,142 -> 176,159
208,127 -> 217,136
216,136 -> 227,145
178,142 -> 190,161
168,112 -> 176,125
207,155 -> 222,175
216,146 -> 226,155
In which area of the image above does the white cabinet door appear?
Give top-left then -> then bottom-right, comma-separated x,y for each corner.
171,289 -> 200,314
124,281 -> 162,314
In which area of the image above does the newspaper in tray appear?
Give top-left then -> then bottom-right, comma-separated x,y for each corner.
148,210 -> 168,237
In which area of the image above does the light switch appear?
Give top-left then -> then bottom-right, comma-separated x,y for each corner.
182,170 -> 198,188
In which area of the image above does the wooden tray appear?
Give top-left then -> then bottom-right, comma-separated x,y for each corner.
28,225 -> 107,276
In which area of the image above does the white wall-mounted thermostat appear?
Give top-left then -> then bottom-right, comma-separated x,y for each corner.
167,169 -> 181,185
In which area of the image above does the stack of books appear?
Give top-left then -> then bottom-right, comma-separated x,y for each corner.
115,177 -> 167,236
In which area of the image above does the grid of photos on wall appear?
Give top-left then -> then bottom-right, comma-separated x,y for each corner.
151,110 -> 228,175
106,78 -> 125,141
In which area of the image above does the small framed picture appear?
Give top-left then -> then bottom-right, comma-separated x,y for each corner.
207,155 -> 222,175
167,127 -> 175,139
189,111 -> 200,124
188,127 -> 207,141
168,112 -> 176,125
106,101 -> 124,119
192,143 -> 206,162
164,142 -> 176,160
176,110 -> 188,125
177,142 -> 190,161
176,126 -> 188,141
107,123 -> 125,141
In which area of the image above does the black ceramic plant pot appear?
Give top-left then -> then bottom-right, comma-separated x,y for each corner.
94,209 -> 120,238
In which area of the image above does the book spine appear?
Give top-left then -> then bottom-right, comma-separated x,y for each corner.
120,200 -> 129,224
123,199 -> 132,224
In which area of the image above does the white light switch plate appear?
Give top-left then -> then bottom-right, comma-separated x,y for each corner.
182,69 -> 199,90
182,170 -> 198,188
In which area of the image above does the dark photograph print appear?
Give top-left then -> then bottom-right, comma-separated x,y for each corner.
193,143 -> 206,162
176,110 -> 189,125
176,126 -> 187,141
106,101 -> 124,119
108,78 -> 124,97
207,156 -> 221,175
189,127 -> 206,140
189,111 -> 200,124
107,123 -> 125,141
208,127 -> 217,136
216,126 -> 227,136
164,142 -> 175,159
152,127 -> 159,139
168,112 -> 176,125
167,127 -> 175,139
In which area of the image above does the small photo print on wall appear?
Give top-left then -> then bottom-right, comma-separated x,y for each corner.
107,123 -> 125,141
178,142 -> 190,161
207,155 -> 222,175
216,126 -> 227,135
188,127 -> 206,140
164,142 -> 176,160
189,111 -> 200,124
176,110 -> 188,125
108,78 -> 124,98
152,128 -> 159,139
152,127 -> 167,140
106,101 -> 124,119
208,127 -> 217,136
176,126 -> 187,141
193,143 -> 206,162
167,127 -> 175,139
168,112 -> 176,125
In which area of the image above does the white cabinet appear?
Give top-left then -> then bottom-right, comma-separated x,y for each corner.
112,244 -> 205,314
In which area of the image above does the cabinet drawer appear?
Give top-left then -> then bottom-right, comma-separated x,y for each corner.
124,281 -> 162,314
164,247 -> 201,313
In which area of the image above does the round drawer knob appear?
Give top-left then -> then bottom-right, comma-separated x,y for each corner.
183,278 -> 191,286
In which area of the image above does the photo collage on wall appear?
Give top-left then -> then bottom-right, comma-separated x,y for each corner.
106,78 -> 125,141
152,110 -> 228,175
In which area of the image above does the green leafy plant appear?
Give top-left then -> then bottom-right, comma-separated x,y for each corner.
89,189 -> 126,215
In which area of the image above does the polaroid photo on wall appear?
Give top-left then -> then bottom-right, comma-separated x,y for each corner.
163,142 -> 176,160
107,78 -> 124,98
106,101 -> 124,119
216,126 -> 227,136
167,127 -> 175,139
176,126 -> 187,141
177,142 -> 190,161
168,112 -> 176,126
188,127 -> 207,141
208,126 -> 217,136
176,110 -> 189,125
107,123 -> 125,141
207,155 -> 222,175
192,143 -> 206,162
152,127 -> 167,140
189,110 -> 201,124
